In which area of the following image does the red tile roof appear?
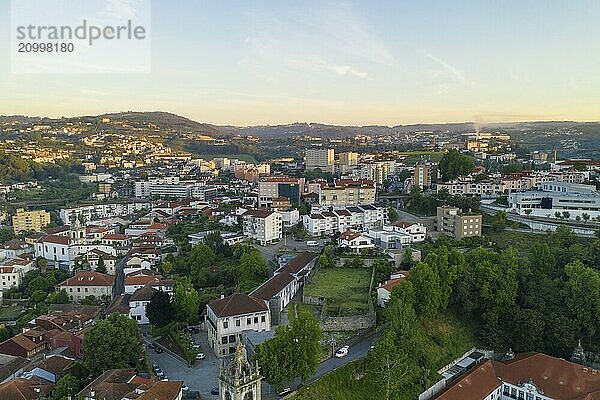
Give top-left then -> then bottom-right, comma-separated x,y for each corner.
42,235 -> 69,245
208,293 -> 268,318
58,271 -> 115,287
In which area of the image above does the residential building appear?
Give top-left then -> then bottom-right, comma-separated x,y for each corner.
414,162 -> 437,190
56,271 -> 114,302
206,293 -> 270,357
59,202 -> 150,225
302,204 -> 387,237
0,329 -> 47,358
376,270 -> 410,306
257,176 -> 304,208
436,206 -> 482,240
0,377 -> 53,400
128,286 -> 158,324
12,209 -> 50,235
188,231 -> 246,246
76,249 -> 117,275
78,368 -> 183,400
242,210 -> 282,246
339,231 -> 375,253
366,228 -> 411,250
391,221 -> 427,242
430,352 -> 600,400
250,252 -> 318,324
0,267 -> 23,292
318,179 -> 376,207
134,177 -> 217,200
305,148 -> 335,173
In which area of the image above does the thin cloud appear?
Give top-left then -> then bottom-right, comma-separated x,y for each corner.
325,64 -> 368,79
421,51 -> 466,82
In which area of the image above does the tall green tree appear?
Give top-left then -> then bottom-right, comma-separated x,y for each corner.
173,277 -> 201,325
95,256 -> 107,274
83,314 -> 143,377
255,309 -> 323,389
51,374 -> 79,400
367,331 -> 412,400
438,149 -> 475,181
409,262 -> 442,319
146,290 -> 175,327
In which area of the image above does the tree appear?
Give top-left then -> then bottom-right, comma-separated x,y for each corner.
95,256 -> 107,274
564,261 -> 600,341
388,207 -> 400,224
236,250 -> 269,293
146,290 -> 175,327
492,210 -> 508,232
438,149 -> 475,181
0,227 -> 14,245
83,314 -> 143,377
409,262 -> 442,319
367,331 -> 412,400
48,290 -> 69,304
51,374 -> 79,400
173,277 -> 201,325
30,290 -> 47,303
255,308 -> 322,389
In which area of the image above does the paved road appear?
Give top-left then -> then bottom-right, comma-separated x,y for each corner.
149,328 -> 379,399
255,234 -> 325,265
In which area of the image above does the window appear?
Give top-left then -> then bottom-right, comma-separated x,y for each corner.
247,318 -> 251,325
236,319 -> 240,327
223,321 -> 228,329
222,336 -> 227,345
254,317 -> 259,323
229,335 -> 235,343
261,315 -> 266,323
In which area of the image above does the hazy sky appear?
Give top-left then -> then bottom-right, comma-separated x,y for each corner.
1,0 -> 600,125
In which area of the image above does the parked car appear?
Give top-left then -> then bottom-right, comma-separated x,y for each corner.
211,387 -> 219,395
147,342 -> 156,349
278,387 -> 292,397
306,240 -> 319,247
154,347 -> 163,354
335,345 -> 349,358
182,385 -> 189,391
155,369 -> 165,378
195,353 -> 205,360
192,343 -> 202,349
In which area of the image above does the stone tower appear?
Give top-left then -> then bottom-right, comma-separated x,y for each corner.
219,339 -> 262,400
570,339 -> 586,365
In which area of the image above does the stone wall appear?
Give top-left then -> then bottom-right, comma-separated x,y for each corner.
321,313 -> 376,332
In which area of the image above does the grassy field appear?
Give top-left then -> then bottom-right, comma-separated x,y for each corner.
0,304 -> 27,322
294,309 -> 479,400
303,267 -> 372,317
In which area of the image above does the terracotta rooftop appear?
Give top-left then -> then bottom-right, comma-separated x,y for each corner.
208,293 -> 268,318
58,271 -> 115,287
41,235 -> 69,245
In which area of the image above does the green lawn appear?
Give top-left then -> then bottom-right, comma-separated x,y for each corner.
0,304 -> 27,321
303,267 -> 372,317
294,309 -> 479,400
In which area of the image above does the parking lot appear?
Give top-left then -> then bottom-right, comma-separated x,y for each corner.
146,330 -> 220,399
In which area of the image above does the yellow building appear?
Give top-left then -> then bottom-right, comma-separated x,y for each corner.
12,208 -> 51,235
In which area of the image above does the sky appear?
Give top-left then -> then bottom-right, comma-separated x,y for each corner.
1,0 -> 600,126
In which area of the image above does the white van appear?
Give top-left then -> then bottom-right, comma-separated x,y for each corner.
306,240 -> 319,247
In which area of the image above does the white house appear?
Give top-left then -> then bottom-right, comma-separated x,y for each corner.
339,230 -> 375,253
206,293 -> 270,357
128,286 -> 158,325
390,222 -> 427,242
376,270 -> 410,307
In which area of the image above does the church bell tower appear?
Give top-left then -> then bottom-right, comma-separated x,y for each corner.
218,338 -> 262,400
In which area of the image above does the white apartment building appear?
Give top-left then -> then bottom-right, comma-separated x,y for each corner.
508,181 -> 600,221
134,177 -> 217,200
242,210 -> 282,245
390,222 -> 427,242
60,202 -> 151,224
305,148 -> 335,173
302,204 -> 387,237
206,293 -> 270,357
